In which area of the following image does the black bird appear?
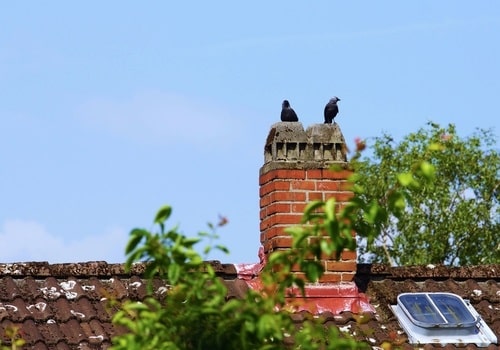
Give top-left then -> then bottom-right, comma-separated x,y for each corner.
324,97 -> 340,124
280,100 -> 299,122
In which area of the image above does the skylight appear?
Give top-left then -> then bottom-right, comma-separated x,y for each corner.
398,293 -> 477,327
391,292 -> 497,346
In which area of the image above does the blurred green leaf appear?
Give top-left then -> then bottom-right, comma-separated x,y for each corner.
154,205 -> 172,225
397,172 -> 414,187
324,197 -> 336,221
428,142 -> 445,151
125,229 -> 147,254
168,264 -> 180,285
419,160 -> 436,180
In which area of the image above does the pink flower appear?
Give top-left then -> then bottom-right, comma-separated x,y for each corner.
354,137 -> 366,152
440,133 -> 452,141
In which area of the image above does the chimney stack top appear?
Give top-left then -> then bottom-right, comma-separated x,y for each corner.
262,122 -> 348,174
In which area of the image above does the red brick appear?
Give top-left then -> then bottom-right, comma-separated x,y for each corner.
272,214 -> 303,226
263,241 -> 272,254
340,250 -> 357,261
259,182 -> 273,197
317,273 -> 342,283
269,236 -> 293,249
274,181 -> 292,191
316,181 -> 340,191
305,169 -> 323,179
271,191 -> 307,202
324,191 -> 354,202
259,181 -> 291,197
291,180 -> 316,191
263,235 -> 292,250
322,169 -> 352,180
325,261 -> 357,273
259,170 -> 278,185
266,203 -> 291,215
341,273 -> 355,282
260,214 -> 303,231
276,169 -> 306,179
308,192 -> 323,201
260,232 -> 266,243
291,203 -> 307,214
260,208 -> 266,220
260,193 -> 271,208
304,251 -> 338,260
338,181 -> 354,191
261,226 -> 286,242
260,217 -> 271,231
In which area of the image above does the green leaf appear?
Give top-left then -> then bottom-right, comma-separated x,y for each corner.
215,244 -> 230,254
397,172 -> 414,187
288,227 -> 308,247
125,228 -> 148,254
182,237 -> 201,247
257,314 -> 277,339
168,264 -> 181,285
302,201 -> 324,223
428,142 -> 445,151
303,261 -> 323,282
389,192 -> 406,212
419,160 -> 436,180
154,205 -> 172,225
320,239 -> 333,255
324,197 -> 336,221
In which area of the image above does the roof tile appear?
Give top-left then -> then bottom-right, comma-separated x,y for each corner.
38,320 -> 65,345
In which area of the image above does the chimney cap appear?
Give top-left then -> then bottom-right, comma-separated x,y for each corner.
262,122 -> 348,172
265,122 -> 307,147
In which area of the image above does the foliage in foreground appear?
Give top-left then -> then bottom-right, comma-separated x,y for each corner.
110,206 -> 368,350
355,122 -> 499,265
111,138 -> 439,349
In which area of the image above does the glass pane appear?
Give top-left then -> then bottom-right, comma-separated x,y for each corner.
429,293 -> 476,325
399,294 -> 445,324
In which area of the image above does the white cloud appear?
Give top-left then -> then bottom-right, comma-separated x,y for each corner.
77,90 -> 243,147
0,220 -> 128,263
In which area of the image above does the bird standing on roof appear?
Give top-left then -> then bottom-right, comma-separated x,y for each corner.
324,97 -> 340,124
280,100 -> 299,122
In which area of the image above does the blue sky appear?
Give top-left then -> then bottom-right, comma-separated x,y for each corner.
1,2 -> 498,264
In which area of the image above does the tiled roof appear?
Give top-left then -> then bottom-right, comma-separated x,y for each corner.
0,262 -> 498,349
0,261 -> 242,349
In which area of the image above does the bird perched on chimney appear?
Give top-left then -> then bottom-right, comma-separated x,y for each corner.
324,97 -> 340,124
280,100 -> 299,122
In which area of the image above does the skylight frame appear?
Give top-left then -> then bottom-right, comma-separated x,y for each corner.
391,292 -> 498,346
398,292 -> 479,328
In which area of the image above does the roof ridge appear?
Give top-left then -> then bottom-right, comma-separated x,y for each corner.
0,261 -> 131,278
0,260 -> 238,278
356,263 -> 500,280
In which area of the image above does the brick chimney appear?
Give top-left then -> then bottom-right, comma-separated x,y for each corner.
259,122 -> 356,283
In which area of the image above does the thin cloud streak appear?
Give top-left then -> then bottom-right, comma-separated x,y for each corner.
0,220 -> 128,263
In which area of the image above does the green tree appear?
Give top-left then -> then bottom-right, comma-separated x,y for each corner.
355,122 -> 499,266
